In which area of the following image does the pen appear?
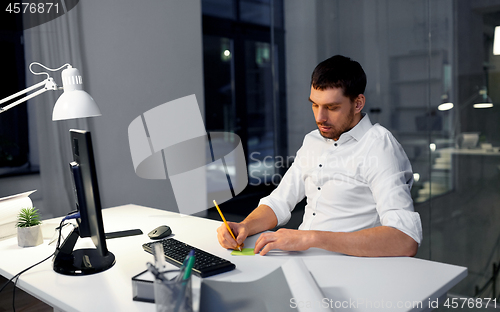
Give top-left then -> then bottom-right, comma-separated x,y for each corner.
213,200 -> 242,251
176,250 -> 194,282
182,250 -> 196,281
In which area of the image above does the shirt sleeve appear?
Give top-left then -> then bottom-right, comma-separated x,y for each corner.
258,145 -> 306,227
363,132 -> 423,245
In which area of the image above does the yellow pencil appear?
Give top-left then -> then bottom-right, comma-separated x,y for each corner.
213,200 -> 242,251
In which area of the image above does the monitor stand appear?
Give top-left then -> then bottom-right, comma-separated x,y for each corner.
53,226 -> 115,276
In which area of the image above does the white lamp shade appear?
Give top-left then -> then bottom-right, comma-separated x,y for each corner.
473,102 -> 494,109
494,26 -> 500,55
473,88 -> 494,109
438,102 -> 454,111
52,65 -> 102,120
52,90 -> 101,120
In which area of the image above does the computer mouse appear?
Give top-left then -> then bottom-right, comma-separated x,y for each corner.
148,225 -> 172,239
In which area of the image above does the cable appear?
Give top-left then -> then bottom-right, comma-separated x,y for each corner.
62,212 -> 80,222
12,276 -> 18,311
0,218 -> 66,311
28,62 -> 71,80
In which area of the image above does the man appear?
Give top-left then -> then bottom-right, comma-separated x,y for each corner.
217,55 -> 422,257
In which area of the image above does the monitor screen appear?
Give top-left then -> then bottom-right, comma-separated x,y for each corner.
457,132 -> 479,149
70,129 -> 108,255
53,129 -> 115,275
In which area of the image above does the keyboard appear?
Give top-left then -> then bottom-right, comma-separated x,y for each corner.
142,238 -> 236,278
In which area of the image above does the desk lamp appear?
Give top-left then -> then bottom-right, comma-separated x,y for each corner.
437,94 -> 454,111
435,87 -> 494,151
0,62 -> 101,120
473,87 -> 493,109
0,62 -> 111,275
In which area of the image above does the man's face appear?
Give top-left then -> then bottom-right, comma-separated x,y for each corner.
309,86 -> 361,141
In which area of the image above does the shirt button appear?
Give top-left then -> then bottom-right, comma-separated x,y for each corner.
313,213 -> 316,216
317,187 -> 321,190
319,164 -> 322,167
334,143 -> 338,146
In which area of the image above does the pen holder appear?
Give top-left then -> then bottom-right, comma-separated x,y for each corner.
154,270 -> 193,312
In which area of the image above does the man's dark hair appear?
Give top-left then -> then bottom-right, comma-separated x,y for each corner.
311,55 -> 367,101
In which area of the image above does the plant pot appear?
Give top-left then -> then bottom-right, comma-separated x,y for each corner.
17,224 -> 43,247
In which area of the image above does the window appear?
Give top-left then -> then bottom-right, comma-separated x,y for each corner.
202,0 -> 287,197
0,14 -> 35,176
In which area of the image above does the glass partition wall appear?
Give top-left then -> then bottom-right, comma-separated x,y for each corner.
202,0 -> 500,300
315,0 -> 500,300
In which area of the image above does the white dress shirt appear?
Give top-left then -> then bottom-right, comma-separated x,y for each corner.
259,113 -> 423,245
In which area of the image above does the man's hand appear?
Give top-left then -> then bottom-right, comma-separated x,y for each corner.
254,228 -> 313,256
216,221 -> 248,250
253,226 -> 418,257
216,205 -> 278,250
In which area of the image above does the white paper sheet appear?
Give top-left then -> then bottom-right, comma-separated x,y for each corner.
282,258 -> 333,311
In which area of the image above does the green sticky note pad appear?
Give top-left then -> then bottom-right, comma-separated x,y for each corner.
231,248 -> 255,256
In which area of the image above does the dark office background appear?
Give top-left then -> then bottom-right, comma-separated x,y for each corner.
1,0 -> 500,304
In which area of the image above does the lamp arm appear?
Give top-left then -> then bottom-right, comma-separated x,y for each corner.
0,80 -> 46,105
458,93 -> 480,111
0,78 -> 58,113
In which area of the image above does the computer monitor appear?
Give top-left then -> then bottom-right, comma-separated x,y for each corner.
456,132 -> 480,149
53,129 -> 115,275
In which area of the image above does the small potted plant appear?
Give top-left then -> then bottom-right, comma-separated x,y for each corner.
16,207 -> 43,247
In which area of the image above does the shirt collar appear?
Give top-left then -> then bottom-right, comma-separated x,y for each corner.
339,112 -> 373,142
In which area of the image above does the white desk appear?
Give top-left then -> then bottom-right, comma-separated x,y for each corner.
0,204 -> 467,312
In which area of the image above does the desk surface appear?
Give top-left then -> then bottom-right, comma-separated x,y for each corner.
438,147 -> 500,156
0,204 -> 467,312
